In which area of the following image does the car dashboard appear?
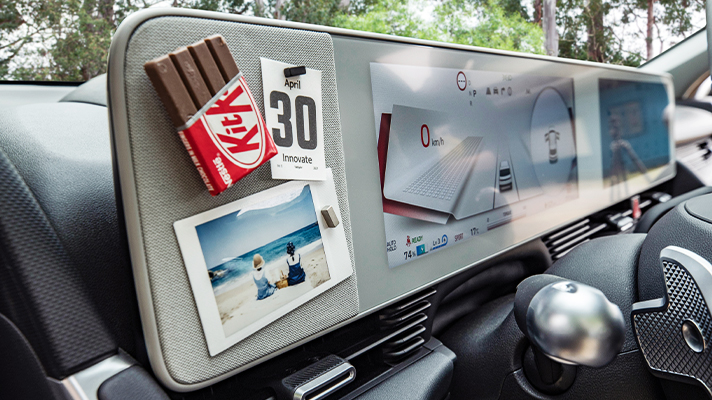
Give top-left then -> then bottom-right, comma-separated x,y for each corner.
3,7 -> 711,400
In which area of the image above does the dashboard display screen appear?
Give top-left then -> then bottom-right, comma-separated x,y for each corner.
599,79 -> 671,190
371,64 -> 578,268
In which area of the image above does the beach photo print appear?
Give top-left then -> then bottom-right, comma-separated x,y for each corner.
199,185 -> 329,336
174,173 -> 351,355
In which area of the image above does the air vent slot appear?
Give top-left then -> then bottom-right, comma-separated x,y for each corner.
679,138 -> 712,172
378,288 -> 436,365
543,219 -> 607,260
382,325 -> 426,349
383,336 -> 426,363
677,138 -> 712,185
544,193 -> 665,260
379,300 -> 430,329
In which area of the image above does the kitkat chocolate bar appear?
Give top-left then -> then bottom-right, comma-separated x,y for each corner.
144,35 -> 277,196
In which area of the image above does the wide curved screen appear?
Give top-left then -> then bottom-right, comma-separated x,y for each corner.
331,34 -> 674,310
371,64 -> 579,268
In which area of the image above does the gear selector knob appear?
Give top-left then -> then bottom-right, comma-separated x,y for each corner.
515,275 -> 626,368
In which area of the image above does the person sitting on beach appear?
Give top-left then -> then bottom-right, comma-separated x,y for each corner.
252,254 -> 277,300
286,242 -> 306,286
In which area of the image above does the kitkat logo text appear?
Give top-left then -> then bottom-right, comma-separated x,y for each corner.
180,74 -> 277,196
203,76 -> 267,168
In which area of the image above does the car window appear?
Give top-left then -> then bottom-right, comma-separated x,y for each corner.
0,0 -> 705,82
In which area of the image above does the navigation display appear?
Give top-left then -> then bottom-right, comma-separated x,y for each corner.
599,79 -> 671,193
371,63 -> 578,268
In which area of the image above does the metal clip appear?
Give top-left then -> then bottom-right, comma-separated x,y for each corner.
321,206 -> 339,228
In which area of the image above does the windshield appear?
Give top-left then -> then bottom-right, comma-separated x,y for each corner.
0,0 -> 705,82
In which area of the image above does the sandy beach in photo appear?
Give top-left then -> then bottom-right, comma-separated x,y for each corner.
176,181 -> 350,355
216,242 -> 330,337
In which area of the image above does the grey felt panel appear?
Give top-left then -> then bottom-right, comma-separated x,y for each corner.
120,16 -> 358,384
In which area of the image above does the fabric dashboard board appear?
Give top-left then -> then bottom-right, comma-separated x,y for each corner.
111,15 -> 358,387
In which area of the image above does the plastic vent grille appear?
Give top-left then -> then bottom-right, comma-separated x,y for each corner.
543,218 -> 607,260
677,138 -> 712,186
543,194 -> 656,260
634,261 -> 712,391
679,139 -> 712,170
378,288 -> 436,365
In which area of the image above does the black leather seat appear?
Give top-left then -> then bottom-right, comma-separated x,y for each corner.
0,76 -> 146,397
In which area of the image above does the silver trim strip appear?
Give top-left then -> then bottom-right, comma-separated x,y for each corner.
661,246 -> 712,309
61,354 -> 135,400
631,297 -> 667,313
293,362 -> 356,400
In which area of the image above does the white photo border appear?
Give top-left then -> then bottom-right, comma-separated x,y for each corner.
173,169 -> 351,356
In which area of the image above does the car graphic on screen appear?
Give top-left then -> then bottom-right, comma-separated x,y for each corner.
546,129 -> 560,164
499,160 -> 513,192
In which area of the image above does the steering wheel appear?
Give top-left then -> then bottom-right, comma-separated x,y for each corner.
440,193 -> 712,399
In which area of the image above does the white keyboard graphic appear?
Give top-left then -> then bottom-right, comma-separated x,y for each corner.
403,137 -> 483,201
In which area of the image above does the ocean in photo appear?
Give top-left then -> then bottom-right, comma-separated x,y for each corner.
209,222 -> 321,294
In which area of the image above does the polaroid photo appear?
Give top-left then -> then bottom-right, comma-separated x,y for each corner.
174,169 -> 351,356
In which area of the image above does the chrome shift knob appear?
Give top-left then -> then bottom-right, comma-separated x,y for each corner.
515,276 -> 626,368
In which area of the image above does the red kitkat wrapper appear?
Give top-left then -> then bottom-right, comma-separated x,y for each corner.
179,74 -> 277,196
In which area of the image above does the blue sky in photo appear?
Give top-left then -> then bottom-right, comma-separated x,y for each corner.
196,186 -> 318,269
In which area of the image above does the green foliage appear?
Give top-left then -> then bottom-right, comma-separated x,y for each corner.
0,0 -> 23,76
499,0 -> 528,20
437,0 -> 544,53
557,0 -> 703,66
617,0 -> 704,38
0,0 -> 702,80
188,0 -> 251,15
333,0 -> 545,54
1,0 -> 116,81
331,0 -> 438,39
658,0 -> 705,37
284,0 -> 342,25
50,0 -> 115,81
